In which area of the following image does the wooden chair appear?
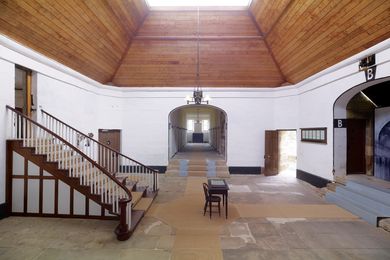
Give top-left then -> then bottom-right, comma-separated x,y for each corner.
203,183 -> 221,218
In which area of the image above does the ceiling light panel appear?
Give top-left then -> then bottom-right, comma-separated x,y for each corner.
146,0 -> 252,7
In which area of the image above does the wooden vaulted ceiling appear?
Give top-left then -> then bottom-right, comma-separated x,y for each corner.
0,0 -> 148,83
112,10 -> 284,87
251,0 -> 390,83
0,0 -> 389,87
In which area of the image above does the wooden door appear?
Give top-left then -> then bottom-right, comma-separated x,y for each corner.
347,119 -> 366,174
98,129 -> 121,173
264,130 -> 279,176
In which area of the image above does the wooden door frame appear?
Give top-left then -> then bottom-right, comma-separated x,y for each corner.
15,65 -> 33,117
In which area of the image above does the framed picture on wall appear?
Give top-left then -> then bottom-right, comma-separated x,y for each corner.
301,127 -> 327,143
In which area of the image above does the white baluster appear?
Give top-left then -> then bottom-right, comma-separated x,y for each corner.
105,177 -> 108,204
22,118 -> 26,146
93,167 -> 96,194
109,179 -> 112,204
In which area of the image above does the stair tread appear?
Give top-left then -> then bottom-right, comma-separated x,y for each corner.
133,197 -> 154,211
326,191 -> 390,218
347,180 -> 390,195
326,192 -> 378,225
337,186 -> 390,210
131,192 -> 144,206
345,181 -> 390,206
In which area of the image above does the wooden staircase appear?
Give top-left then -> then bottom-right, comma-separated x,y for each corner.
6,106 -> 158,240
166,158 -> 230,177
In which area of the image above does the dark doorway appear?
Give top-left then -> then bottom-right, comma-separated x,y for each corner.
15,66 -> 32,116
264,130 -> 279,176
347,119 -> 366,174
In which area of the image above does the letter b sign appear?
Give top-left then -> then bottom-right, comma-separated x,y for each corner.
366,68 -> 375,81
334,119 -> 346,128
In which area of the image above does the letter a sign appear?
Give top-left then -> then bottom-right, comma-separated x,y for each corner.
359,54 -> 376,81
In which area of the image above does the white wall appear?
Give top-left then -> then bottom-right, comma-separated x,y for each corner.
295,40 -> 390,180
1,34 -> 390,194
0,59 -> 15,204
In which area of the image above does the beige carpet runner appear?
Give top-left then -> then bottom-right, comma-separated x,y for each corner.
147,177 -> 357,260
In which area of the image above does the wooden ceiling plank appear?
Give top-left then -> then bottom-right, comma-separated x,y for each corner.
109,6 -> 149,83
41,0 -> 123,66
247,9 -> 287,84
268,0 -> 313,47
138,11 -> 197,36
286,4 -> 390,82
250,0 -> 292,35
0,18 -> 88,69
106,0 -> 139,35
134,35 -> 263,40
1,0 -> 110,75
279,0 -> 384,77
65,0 -> 127,53
33,0 -> 121,68
262,0 -> 293,37
267,0 -> 324,50
293,14 -> 390,81
200,11 -> 259,36
112,40 -> 197,87
272,0 -> 352,66
269,0 -> 344,70
133,0 -> 150,15
64,0 -> 128,62
82,0 -> 129,50
115,40 -> 282,86
277,0 -> 361,64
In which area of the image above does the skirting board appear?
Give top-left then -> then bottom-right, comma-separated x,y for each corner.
229,167 -> 261,175
296,169 -> 331,188
0,203 -> 8,219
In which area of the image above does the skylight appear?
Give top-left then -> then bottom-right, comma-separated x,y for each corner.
146,0 -> 252,8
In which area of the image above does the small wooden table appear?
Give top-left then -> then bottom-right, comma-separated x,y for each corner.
208,179 -> 229,218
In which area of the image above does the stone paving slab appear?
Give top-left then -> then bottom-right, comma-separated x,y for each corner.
1,174 -> 390,259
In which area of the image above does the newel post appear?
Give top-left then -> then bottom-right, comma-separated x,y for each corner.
115,198 -> 131,241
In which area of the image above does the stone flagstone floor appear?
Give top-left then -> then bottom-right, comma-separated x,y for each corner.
1,173 -> 390,259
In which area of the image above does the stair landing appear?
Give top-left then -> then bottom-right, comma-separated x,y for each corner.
325,175 -> 390,226
166,144 -> 229,178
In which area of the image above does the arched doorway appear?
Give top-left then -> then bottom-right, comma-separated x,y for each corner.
168,104 -> 228,160
333,77 -> 390,181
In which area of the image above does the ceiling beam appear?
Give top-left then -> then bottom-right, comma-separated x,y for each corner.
108,5 -> 150,84
262,0 -> 294,37
134,35 -> 264,41
248,9 -> 289,85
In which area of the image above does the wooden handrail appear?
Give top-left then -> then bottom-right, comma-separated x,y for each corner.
41,109 -> 158,174
6,105 -> 132,199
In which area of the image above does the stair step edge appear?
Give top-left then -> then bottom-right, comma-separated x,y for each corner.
326,192 -> 389,220
335,186 -> 390,215
326,193 -> 378,225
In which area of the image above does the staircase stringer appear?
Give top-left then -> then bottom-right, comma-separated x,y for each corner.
7,140 -> 116,217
